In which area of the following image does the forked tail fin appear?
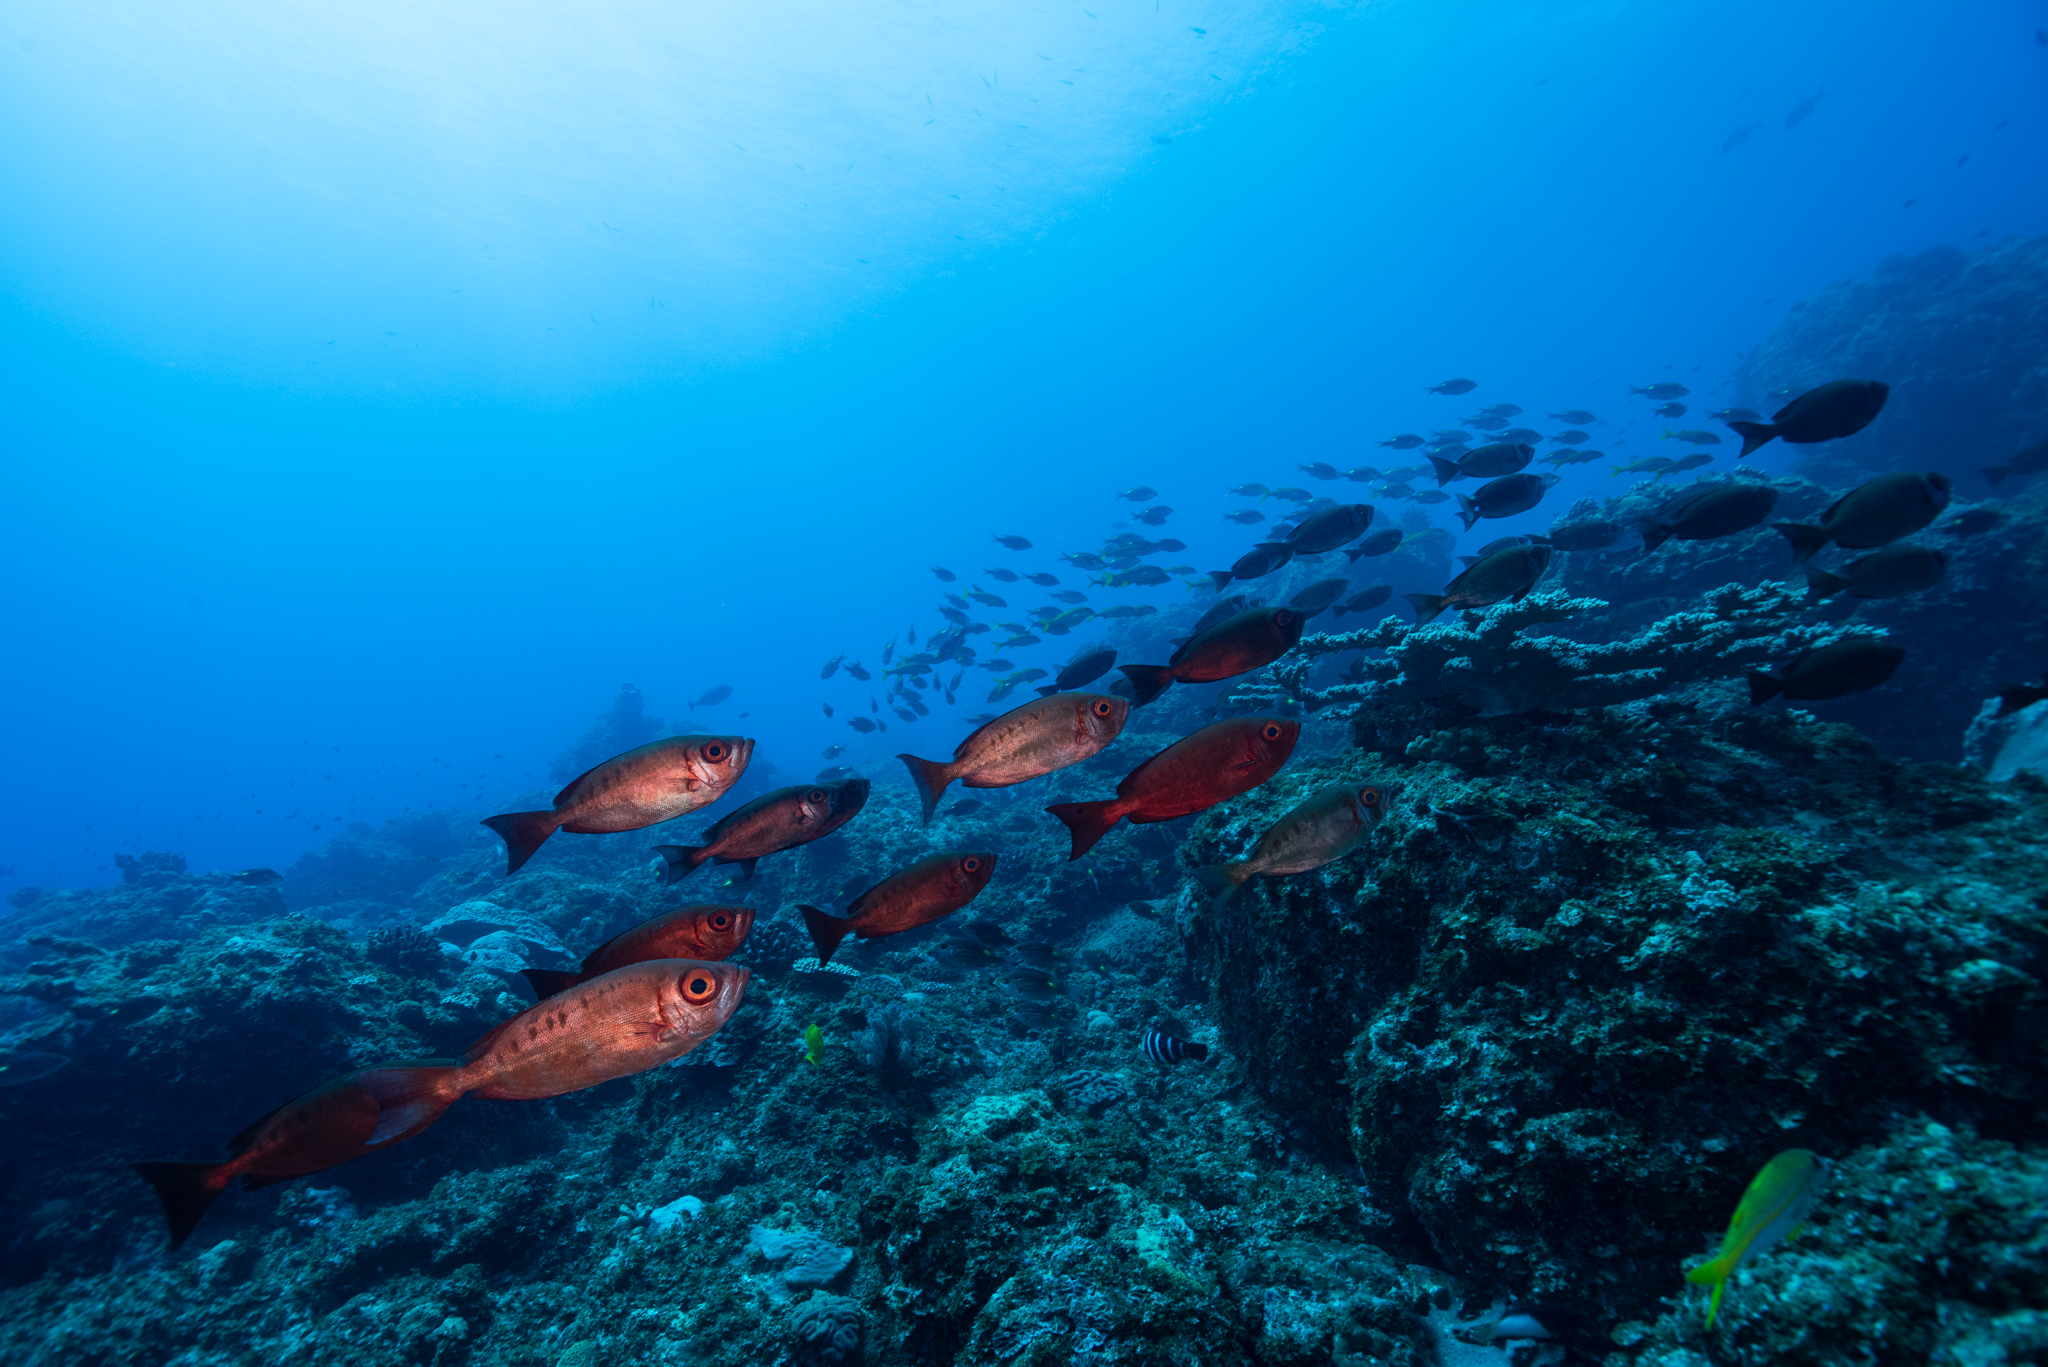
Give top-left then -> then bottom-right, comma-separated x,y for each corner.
1117,664 -> 1175,707
1748,672 -> 1786,705
131,1161 -> 227,1251
799,905 -> 854,963
481,811 -> 558,875
1402,593 -> 1450,627
1191,863 -> 1252,912
518,967 -> 581,1000
1727,420 -> 1778,458
1045,800 -> 1122,861
1802,566 -> 1846,603
651,844 -> 709,885
1772,522 -> 1831,565
897,754 -> 954,824
1455,495 -> 1481,532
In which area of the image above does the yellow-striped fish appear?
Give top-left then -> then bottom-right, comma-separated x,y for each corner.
1687,1149 -> 1828,1326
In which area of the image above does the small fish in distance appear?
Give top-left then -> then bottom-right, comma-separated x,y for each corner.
1654,402 -> 1687,419
1550,429 -> 1591,444
1707,407 -> 1760,423
1345,529 -> 1405,560
1286,578 -> 1351,618
1429,441 -> 1533,486
689,685 -> 732,711
1223,509 -> 1266,525
1117,487 -> 1158,502
1330,585 -> 1393,618
983,567 -> 1020,582
820,653 -> 843,680
1024,571 -> 1060,586
1662,428 -> 1721,445
1728,380 -> 1888,457
1803,546 -> 1949,603
1142,1029 -> 1207,1063
1297,462 -> 1341,480
483,736 -> 752,875
1981,436 -> 2048,488
1631,383 -> 1690,400
1428,378 -> 1478,395
1379,434 -> 1424,449
1542,448 -> 1603,467
845,660 -> 872,681
229,868 -> 283,885
931,565 -> 957,582
993,534 -> 1032,550
1548,410 -> 1596,424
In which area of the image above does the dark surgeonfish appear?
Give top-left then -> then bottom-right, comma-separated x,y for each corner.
1428,378 -> 1478,395
1037,645 -> 1118,695
1119,607 -> 1304,706
483,735 -> 753,875
1142,1029 -> 1207,1063
1982,436 -> 2048,487
1287,578 -> 1352,618
1803,545 -> 1950,603
135,1061 -> 458,1248
1774,472 -> 1951,564
1549,410 -> 1597,425
1330,584 -> 1394,618
652,778 -> 869,883
519,905 -> 754,999
229,868 -> 283,885
1192,781 -> 1391,909
1728,380 -> 1889,457
1640,483 -> 1779,552
689,685 -> 732,711
1749,639 -> 1905,703
800,852 -> 997,962
1545,519 -> 1625,551
1282,503 -> 1375,554
1344,529 -> 1405,561
1117,486 -> 1159,501
0,1051 -> 69,1086
1455,472 -> 1559,531
1047,716 -> 1300,860
1404,545 -> 1552,626
898,692 -> 1128,822
1379,433 -> 1425,449
994,534 -> 1033,549
1631,383 -> 1690,399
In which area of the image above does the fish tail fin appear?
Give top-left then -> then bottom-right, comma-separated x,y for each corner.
1686,1256 -> 1734,1326
1455,495 -> 1480,532
352,1063 -> 465,1146
1748,671 -> 1785,705
1329,605 -> 1348,617
1803,566 -> 1845,603
734,857 -> 759,880
651,844 -> 708,885
1727,420 -> 1777,458
1045,801 -> 1122,861
1118,664 -> 1174,707
1034,685 -> 1059,696
1191,864 -> 1251,911
131,1161 -> 228,1251
1344,548 -> 1365,563
1402,593 -> 1448,626
799,904 -> 852,963
1981,465 -> 2008,487
1427,455 -> 1460,486
897,754 -> 954,823
518,968 -> 580,1000
1206,571 -> 1235,591
1772,522 -> 1830,564
1640,521 -> 1674,553
480,811 -> 558,875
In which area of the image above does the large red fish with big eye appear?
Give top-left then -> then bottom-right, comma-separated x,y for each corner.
1047,716 -> 1301,859
483,734 -> 753,875
799,851 -> 997,963
1117,609 -> 1304,706
518,904 -> 754,999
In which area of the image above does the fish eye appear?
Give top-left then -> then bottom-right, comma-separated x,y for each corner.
703,742 -> 725,762
808,788 -> 828,802
962,857 -> 981,873
1093,699 -> 1113,717
1361,788 -> 1380,807
711,913 -> 731,930
1262,723 -> 1283,741
682,972 -> 717,1002
1275,609 -> 1294,625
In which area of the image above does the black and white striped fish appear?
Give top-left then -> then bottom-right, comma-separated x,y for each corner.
1142,1029 -> 1208,1064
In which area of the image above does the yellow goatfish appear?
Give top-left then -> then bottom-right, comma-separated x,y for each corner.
1687,1149 -> 1828,1326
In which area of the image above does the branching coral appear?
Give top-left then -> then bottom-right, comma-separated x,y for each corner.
1229,582 -> 1882,717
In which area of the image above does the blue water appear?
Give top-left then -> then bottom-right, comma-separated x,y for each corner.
3,0 -> 2044,894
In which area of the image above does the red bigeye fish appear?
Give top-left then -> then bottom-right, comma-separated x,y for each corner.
897,692 -> 1128,823
1117,609 -> 1304,707
518,904 -> 755,1000
483,735 -> 754,875
652,777 -> 868,884
799,852 -> 997,963
1047,716 -> 1301,860
132,1059 -> 455,1250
